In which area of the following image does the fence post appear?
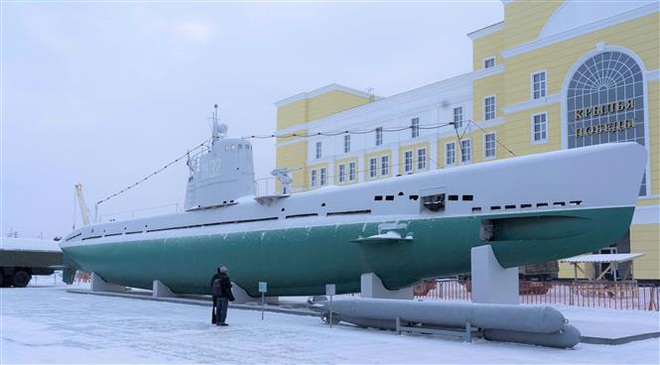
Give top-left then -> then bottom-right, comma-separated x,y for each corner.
649,287 -> 658,311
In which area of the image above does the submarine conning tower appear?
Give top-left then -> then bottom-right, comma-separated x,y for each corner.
184,122 -> 256,211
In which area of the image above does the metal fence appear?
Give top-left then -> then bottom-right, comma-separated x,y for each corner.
414,279 -> 659,311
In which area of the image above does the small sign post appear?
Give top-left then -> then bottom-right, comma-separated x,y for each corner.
258,281 -> 267,320
325,284 -> 336,328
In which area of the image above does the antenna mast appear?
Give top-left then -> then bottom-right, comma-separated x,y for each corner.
74,183 -> 92,226
366,87 -> 375,102
211,104 -> 228,139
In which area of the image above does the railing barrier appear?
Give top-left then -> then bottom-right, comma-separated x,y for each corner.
413,279 -> 659,311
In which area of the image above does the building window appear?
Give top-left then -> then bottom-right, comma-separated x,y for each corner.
375,127 -> 383,146
445,142 -> 456,166
417,148 -> 427,171
311,169 -> 318,187
566,51 -> 647,195
381,155 -> 389,176
349,162 -> 356,182
532,71 -> 547,100
484,133 -> 496,159
460,139 -> 472,164
320,168 -> 327,186
453,107 -> 463,128
338,164 -> 346,183
532,113 -> 548,144
404,150 -> 413,174
484,96 -> 496,121
344,135 -> 351,153
369,157 -> 377,179
315,142 -> 322,159
411,117 -> 420,138
484,57 -> 496,69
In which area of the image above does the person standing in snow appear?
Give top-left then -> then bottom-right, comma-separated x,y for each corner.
211,265 -> 234,326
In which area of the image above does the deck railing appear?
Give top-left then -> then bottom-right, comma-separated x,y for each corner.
413,279 -> 659,311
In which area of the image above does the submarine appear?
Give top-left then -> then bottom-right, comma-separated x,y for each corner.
59,117 -> 648,297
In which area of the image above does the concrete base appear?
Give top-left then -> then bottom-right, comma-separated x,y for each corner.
471,245 -> 519,304
91,273 -> 125,292
231,283 -> 279,304
152,280 -> 176,298
360,273 -> 413,299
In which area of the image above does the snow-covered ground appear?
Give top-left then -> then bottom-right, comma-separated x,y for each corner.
1,279 -> 659,364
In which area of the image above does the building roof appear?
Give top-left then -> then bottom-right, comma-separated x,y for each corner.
467,21 -> 504,40
0,237 -> 62,252
560,253 -> 645,264
274,83 -> 378,107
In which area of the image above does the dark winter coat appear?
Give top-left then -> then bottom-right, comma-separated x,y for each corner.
210,272 -> 233,299
210,273 -> 221,299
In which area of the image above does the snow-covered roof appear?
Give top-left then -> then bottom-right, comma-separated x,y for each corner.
560,253 -> 644,264
0,237 -> 62,252
274,83 -> 378,107
539,1 -> 655,39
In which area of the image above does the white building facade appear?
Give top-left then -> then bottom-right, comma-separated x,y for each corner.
276,74 -> 473,191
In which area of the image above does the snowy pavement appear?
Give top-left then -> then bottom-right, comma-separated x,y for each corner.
1,283 -> 659,364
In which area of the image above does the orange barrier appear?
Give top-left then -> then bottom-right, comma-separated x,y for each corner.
414,279 -> 659,312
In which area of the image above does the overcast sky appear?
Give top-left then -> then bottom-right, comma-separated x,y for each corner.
2,1 -> 504,239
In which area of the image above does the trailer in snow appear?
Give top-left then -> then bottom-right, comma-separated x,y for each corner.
0,237 -> 63,287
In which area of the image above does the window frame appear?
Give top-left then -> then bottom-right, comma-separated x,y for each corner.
320,167 -> 327,186
380,155 -> 389,177
310,169 -> 318,187
411,117 -> 420,139
368,157 -> 378,179
315,141 -> 322,159
453,106 -> 463,128
417,147 -> 427,171
348,162 -> 357,182
375,127 -> 383,146
483,56 -> 496,69
484,95 -> 496,121
460,138 -> 472,164
531,70 -> 547,100
338,164 -> 346,183
404,150 -> 413,174
484,132 -> 497,160
445,141 -> 456,167
343,134 -> 351,153
531,112 -> 548,144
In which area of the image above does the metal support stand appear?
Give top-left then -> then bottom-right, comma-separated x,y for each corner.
261,292 -> 265,320
91,272 -> 125,292
471,245 -> 519,304
329,294 -> 333,329
360,273 -> 412,299
326,284 -> 336,329
395,316 -> 478,343
152,280 -> 176,298
259,281 -> 267,320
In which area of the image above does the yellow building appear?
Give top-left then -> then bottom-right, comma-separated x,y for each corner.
470,1 -> 658,281
275,1 -> 659,281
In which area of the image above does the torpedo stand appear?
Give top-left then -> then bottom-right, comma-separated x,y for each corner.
393,245 -> 518,342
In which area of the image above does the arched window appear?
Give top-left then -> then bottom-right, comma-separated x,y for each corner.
566,51 -> 646,195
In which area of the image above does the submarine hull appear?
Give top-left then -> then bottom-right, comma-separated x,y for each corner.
60,142 -> 648,297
